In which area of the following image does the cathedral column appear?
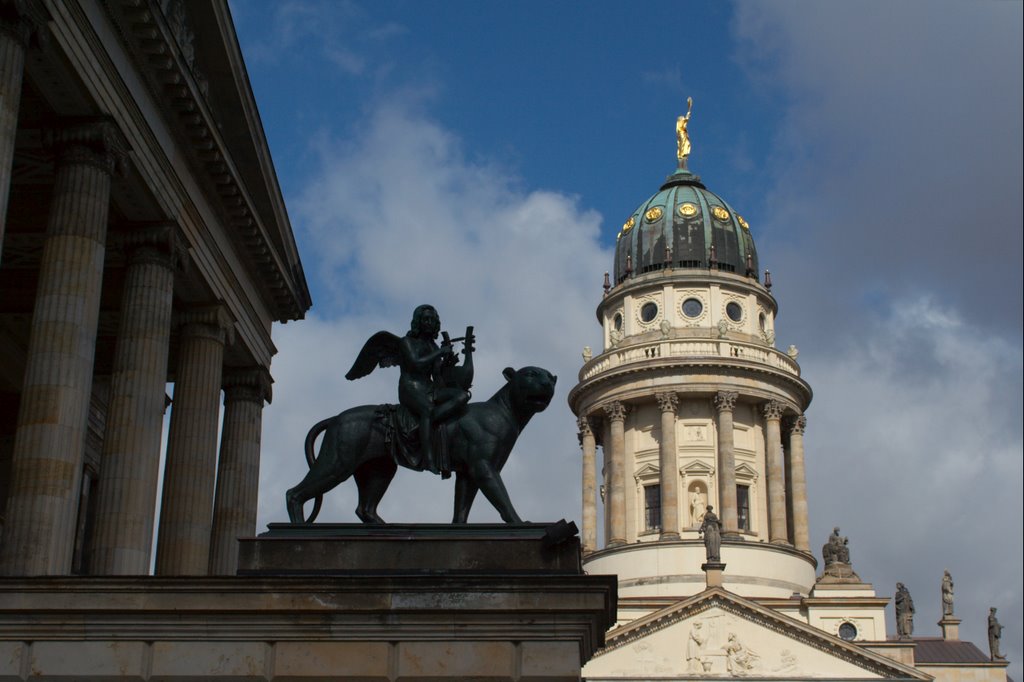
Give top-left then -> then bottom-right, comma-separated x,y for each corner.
712,391 -> 739,537
763,400 -> 789,545
88,227 -> 180,575
208,367 -> 272,575
155,306 -> 234,575
603,401 -> 627,547
578,414 -> 597,554
656,392 -> 680,540
787,415 -> 810,552
0,119 -> 127,575
0,3 -> 42,261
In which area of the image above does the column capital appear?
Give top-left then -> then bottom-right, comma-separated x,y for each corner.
118,222 -> 188,270
602,400 -> 627,422
0,0 -> 48,48
223,367 -> 273,405
787,414 -> 807,435
762,399 -> 785,421
48,118 -> 130,176
655,391 -> 678,413
577,414 -> 593,437
713,391 -> 738,413
175,304 -> 235,346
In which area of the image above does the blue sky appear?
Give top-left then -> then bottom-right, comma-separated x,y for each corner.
228,1 -> 1022,672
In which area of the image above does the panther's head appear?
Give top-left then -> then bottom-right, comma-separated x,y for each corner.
503,366 -> 557,414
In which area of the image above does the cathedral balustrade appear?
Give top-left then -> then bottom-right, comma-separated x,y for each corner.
579,338 -> 800,382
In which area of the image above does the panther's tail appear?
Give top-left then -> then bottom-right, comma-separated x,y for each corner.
301,417 -> 333,524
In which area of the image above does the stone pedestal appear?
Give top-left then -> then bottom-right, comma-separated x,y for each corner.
0,523 -> 616,681
939,616 -> 961,641
701,561 -> 726,588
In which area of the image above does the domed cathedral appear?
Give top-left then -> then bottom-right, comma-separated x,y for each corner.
573,106 -> 1009,681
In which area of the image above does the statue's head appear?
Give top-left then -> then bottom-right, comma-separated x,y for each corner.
833,526 -> 841,534
897,582 -> 904,590
410,304 -> 440,339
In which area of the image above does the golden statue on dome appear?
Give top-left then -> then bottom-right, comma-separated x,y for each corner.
676,96 -> 693,165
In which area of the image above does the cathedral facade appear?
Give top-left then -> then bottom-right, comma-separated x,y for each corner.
572,127 -> 1009,681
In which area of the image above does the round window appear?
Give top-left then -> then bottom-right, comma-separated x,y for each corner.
759,312 -> 766,330
613,312 -> 623,331
640,302 -> 658,323
682,298 -> 703,318
838,622 -> 857,641
726,302 -> 743,322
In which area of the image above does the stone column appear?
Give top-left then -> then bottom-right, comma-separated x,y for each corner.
603,401 -> 627,547
578,414 -> 598,555
655,392 -> 680,540
787,415 -> 810,552
0,120 -> 126,575
208,367 -> 272,575
712,391 -> 739,538
763,400 -> 789,545
155,306 -> 234,575
0,3 -> 42,261
88,227 -> 180,575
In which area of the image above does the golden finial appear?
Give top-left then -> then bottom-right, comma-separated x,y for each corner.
676,97 -> 693,166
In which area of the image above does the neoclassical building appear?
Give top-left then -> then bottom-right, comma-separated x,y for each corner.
0,0 -> 310,578
572,123 -> 1009,681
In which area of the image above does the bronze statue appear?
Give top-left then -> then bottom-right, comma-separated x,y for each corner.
988,608 -> 1006,660
895,582 -> 915,638
941,570 -> 954,617
285,306 -> 557,524
698,504 -> 722,562
676,97 -> 693,163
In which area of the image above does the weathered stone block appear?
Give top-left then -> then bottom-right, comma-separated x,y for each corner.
272,641 -> 390,681
150,641 -> 268,681
0,641 -> 23,682
520,641 -> 580,681
27,641 -> 147,680
396,641 -> 514,680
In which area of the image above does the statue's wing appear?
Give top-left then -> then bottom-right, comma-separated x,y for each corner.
345,331 -> 402,380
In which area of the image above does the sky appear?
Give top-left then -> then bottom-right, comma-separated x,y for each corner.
228,0 -> 1022,673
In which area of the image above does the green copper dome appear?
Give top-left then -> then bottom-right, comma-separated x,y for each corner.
613,167 -> 759,284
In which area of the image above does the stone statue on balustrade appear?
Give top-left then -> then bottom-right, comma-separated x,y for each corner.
895,582 -> 915,638
285,304 -> 557,525
818,526 -> 861,583
941,570 -> 955,618
988,608 -> 1006,661
698,505 -> 722,562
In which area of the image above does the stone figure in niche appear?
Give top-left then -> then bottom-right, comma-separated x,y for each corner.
285,305 -> 557,525
685,621 -> 706,672
698,505 -> 722,562
724,633 -> 760,674
690,489 -> 707,526
895,583 -> 915,638
941,570 -> 955,617
988,608 -> 1006,660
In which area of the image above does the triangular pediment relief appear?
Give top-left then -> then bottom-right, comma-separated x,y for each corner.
584,588 -> 928,680
734,463 -> 758,481
634,463 -> 660,481
681,460 -> 715,475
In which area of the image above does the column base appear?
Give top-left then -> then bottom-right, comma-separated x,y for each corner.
722,532 -> 745,541
607,538 -> 626,548
659,532 -> 680,541
770,539 -> 794,547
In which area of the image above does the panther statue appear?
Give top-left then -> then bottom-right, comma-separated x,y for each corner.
286,366 -> 557,524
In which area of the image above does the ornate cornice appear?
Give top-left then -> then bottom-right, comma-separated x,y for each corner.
655,391 -> 678,413
713,391 -> 738,413
223,366 -> 273,405
762,399 -> 785,421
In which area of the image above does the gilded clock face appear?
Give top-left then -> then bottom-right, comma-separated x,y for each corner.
622,216 -> 636,233
678,202 -> 698,217
712,206 -> 730,221
644,206 -> 664,222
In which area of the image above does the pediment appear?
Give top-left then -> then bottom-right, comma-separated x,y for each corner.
734,462 -> 758,480
681,460 -> 715,475
584,588 -> 928,680
634,463 -> 659,481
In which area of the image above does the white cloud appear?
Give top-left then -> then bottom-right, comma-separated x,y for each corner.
258,104 -> 611,528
